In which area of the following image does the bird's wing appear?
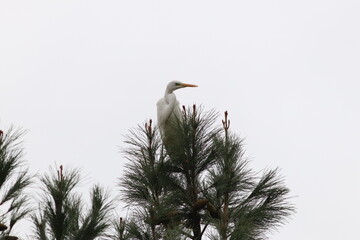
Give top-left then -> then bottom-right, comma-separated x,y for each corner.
157,95 -> 180,126
157,98 -> 168,126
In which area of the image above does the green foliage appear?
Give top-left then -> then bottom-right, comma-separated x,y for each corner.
228,169 -> 293,240
32,166 -> 113,240
0,127 -> 32,238
205,112 -> 294,240
120,119 -> 182,240
121,119 -> 168,206
163,106 -> 219,240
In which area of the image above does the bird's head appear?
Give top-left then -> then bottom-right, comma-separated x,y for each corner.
166,81 -> 198,93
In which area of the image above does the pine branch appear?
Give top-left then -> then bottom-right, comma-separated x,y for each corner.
72,185 -> 113,240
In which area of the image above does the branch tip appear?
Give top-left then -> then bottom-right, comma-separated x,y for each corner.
222,111 -> 230,131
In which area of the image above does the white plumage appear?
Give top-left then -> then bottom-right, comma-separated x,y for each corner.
157,81 -> 198,142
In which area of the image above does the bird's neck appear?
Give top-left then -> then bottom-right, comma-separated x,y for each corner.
164,88 -> 174,99
165,88 -> 174,95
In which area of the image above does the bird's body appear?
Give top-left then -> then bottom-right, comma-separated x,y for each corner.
157,81 -> 198,144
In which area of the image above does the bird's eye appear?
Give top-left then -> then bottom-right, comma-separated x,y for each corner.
175,83 -> 180,86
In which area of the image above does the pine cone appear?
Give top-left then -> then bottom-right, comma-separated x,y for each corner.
193,199 -> 209,210
0,223 -> 8,231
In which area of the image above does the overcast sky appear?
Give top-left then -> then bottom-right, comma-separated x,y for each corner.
1,1 -> 360,239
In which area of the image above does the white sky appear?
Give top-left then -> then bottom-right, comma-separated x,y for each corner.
1,1 -> 360,239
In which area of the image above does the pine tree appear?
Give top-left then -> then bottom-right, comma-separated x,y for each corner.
119,106 -> 294,240
0,127 -> 32,240
32,165 -> 113,240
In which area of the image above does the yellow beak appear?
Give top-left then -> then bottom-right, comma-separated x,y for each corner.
180,83 -> 198,87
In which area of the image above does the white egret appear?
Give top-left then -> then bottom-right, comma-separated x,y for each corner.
157,81 -> 198,143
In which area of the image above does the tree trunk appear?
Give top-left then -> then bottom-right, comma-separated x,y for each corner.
192,212 -> 202,240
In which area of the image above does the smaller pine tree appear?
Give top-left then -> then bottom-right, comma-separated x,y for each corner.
0,127 -> 32,240
32,165 -> 113,240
